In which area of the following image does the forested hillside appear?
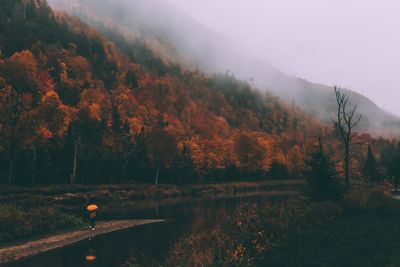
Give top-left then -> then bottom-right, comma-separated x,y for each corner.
47,0 -> 400,137
0,0 -> 395,186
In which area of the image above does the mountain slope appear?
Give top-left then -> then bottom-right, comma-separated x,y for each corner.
0,0 -> 329,185
47,0 -> 400,137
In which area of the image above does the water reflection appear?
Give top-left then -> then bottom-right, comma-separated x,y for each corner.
2,193 -> 291,267
84,237 -> 96,263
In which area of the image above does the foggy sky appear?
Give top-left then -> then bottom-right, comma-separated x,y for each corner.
166,0 -> 400,115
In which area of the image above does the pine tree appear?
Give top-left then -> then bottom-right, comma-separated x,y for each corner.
304,142 -> 342,200
388,142 -> 400,191
363,144 -> 380,184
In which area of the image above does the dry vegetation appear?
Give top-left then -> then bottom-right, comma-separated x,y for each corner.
123,186 -> 400,267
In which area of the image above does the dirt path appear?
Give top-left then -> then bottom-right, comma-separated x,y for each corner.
0,219 -> 164,265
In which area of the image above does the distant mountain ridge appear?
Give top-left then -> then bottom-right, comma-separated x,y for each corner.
48,0 -> 400,137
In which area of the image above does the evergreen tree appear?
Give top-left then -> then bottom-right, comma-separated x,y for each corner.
224,164 -> 240,181
363,144 -> 380,184
388,142 -> 400,191
304,142 -> 342,200
269,161 -> 289,179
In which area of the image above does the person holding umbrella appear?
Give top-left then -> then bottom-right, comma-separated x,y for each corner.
86,204 -> 98,230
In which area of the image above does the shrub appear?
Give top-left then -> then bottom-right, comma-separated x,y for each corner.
164,198 -> 342,267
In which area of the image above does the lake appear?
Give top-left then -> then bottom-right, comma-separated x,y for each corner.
3,192 -> 293,267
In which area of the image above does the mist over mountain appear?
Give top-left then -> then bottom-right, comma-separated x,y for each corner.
2,2 -> 400,265
48,0 -> 400,137
1,0 -> 330,185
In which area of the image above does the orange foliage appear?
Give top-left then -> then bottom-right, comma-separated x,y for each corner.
0,0 -> 380,184
37,124 -> 53,140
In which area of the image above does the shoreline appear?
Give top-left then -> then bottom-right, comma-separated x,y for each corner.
0,219 -> 164,265
0,180 -> 305,209
0,180 -> 304,265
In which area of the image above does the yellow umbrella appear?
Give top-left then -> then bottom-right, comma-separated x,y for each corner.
86,204 -> 98,212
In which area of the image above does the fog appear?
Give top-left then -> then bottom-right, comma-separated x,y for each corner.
47,0 -> 400,133
166,0 -> 400,116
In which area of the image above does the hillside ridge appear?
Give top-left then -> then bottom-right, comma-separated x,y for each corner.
0,0 -> 327,185
47,0 -> 400,137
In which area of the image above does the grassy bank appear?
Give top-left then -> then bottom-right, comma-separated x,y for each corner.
0,180 -> 302,249
138,187 -> 400,267
0,205 -> 84,247
263,193 -> 400,267
0,180 -> 305,210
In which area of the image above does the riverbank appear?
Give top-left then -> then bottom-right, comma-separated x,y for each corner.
262,192 -> 400,266
0,180 -> 305,212
0,205 -> 85,248
0,219 -> 164,265
0,180 -> 303,261
157,186 -> 400,267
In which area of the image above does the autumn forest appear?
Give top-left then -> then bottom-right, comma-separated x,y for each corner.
1,0 -> 400,189
0,0 -> 310,186
3,1 -> 400,266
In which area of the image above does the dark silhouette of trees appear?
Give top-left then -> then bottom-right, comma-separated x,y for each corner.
333,86 -> 362,187
363,144 -> 380,184
0,85 -> 33,184
147,129 -> 178,184
269,161 -> 289,179
304,141 -> 342,200
171,144 -> 196,184
386,142 -> 400,191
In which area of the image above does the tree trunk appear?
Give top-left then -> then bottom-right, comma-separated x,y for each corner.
154,168 -> 160,185
23,0 -> 27,20
344,145 -> 350,187
123,155 -> 131,180
70,141 -> 79,183
31,147 -> 37,185
7,156 -> 14,185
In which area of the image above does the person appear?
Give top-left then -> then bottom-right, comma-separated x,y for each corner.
86,204 -> 98,230
89,210 -> 96,230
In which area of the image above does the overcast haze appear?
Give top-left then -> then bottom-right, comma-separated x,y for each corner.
166,0 -> 400,115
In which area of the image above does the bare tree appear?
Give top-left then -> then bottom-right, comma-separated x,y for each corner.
333,86 -> 362,187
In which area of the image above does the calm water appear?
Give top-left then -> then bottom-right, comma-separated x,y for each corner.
3,193 -> 290,267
